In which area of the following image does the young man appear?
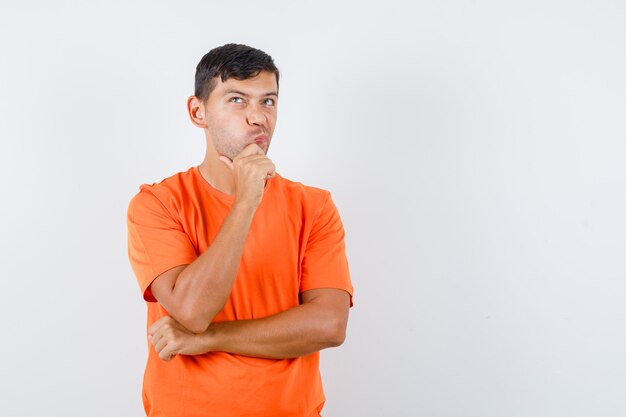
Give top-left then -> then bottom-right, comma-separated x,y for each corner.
126,43 -> 354,417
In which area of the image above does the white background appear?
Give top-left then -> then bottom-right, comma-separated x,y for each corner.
1,1 -> 625,416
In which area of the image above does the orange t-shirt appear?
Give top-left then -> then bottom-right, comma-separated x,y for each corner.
126,166 -> 354,417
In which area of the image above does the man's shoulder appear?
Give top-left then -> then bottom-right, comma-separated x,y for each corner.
142,166 -> 194,191
273,173 -> 331,203
128,167 -> 195,213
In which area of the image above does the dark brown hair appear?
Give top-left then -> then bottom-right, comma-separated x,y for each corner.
194,43 -> 280,102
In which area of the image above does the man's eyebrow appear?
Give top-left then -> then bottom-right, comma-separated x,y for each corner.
223,89 -> 278,97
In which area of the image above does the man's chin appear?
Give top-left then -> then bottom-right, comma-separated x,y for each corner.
216,142 -> 268,160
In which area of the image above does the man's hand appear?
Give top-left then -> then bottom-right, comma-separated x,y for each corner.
219,143 -> 276,208
148,315 -> 211,361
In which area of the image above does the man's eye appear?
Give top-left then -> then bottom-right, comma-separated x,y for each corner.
230,97 -> 244,103
264,98 -> 275,106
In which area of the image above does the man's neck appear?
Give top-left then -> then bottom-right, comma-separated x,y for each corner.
197,158 -> 236,195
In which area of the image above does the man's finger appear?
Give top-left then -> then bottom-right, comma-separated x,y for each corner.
219,156 -> 233,170
159,345 -> 176,361
149,328 -> 164,347
237,143 -> 265,158
148,316 -> 169,336
154,335 -> 170,354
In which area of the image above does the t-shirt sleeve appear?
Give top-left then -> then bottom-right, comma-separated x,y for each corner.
300,192 -> 354,307
126,188 -> 198,302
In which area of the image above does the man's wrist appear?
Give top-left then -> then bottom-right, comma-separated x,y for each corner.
233,196 -> 263,213
199,323 -> 221,353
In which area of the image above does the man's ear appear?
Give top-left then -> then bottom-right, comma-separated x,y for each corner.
187,96 -> 207,128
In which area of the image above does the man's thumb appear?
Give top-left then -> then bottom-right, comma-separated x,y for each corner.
219,156 -> 234,170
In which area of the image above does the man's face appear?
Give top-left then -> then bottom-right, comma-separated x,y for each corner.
202,70 -> 278,161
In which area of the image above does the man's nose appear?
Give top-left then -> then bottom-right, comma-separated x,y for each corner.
246,103 -> 267,127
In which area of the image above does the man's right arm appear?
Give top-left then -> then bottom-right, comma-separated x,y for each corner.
150,144 -> 275,334
150,201 -> 256,334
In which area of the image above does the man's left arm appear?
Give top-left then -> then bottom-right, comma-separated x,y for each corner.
149,287 -> 350,360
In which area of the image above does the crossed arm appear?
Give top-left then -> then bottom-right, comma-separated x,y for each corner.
141,195 -> 351,360
148,287 -> 351,361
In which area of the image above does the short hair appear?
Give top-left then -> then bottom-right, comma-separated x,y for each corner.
194,43 -> 280,102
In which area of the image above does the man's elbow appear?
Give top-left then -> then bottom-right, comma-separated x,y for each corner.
178,315 -> 211,334
177,305 -> 222,334
324,317 -> 348,347
328,333 -> 346,348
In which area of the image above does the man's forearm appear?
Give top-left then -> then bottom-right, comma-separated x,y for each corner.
148,289 -> 350,361
198,302 -> 345,359
172,201 -> 256,332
